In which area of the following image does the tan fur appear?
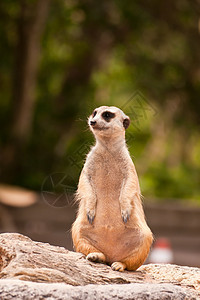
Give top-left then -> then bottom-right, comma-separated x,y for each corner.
72,106 -> 153,271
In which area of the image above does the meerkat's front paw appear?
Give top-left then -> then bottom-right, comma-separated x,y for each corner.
111,262 -> 126,272
121,209 -> 131,223
86,252 -> 106,263
86,209 -> 95,224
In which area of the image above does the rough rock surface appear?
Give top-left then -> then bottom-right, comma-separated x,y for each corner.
0,233 -> 199,299
0,280 -> 197,300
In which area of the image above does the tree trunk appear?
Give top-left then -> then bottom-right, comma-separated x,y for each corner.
1,0 -> 50,182
12,0 -> 50,142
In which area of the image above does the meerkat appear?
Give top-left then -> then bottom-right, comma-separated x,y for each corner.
72,106 -> 153,271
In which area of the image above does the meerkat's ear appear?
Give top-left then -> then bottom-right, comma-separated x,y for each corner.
123,117 -> 130,129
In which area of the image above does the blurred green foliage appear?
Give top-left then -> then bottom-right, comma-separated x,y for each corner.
0,0 -> 200,202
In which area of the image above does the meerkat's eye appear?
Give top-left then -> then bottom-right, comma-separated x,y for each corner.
92,110 -> 97,117
102,111 -> 115,122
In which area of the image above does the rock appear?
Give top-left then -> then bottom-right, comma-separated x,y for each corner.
0,233 -> 199,299
0,280 -> 197,300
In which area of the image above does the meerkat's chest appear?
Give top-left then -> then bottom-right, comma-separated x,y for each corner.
87,153 -> 126,225
90,154 -> 125,192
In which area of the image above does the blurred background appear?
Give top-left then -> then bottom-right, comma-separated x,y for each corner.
0,0 -> 199,267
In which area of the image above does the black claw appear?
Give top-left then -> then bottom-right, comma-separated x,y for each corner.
122,216 -> 127,223
87,213 -> 94,224
122,213 -> 130,223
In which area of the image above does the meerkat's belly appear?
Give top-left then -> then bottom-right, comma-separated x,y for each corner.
81,223 -> 141,263
80,160 -> 142,263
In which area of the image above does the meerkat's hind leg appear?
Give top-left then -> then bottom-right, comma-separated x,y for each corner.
111,262 -> 126,272
86,252 -> 106,264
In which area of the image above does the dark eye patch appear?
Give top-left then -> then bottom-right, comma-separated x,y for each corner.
92,110 -> 97,117
102,111 -> 115,122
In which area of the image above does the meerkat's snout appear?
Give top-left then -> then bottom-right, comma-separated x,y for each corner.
90,120 -> 96,126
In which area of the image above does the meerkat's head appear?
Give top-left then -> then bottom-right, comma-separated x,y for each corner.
88,106 -> 130,140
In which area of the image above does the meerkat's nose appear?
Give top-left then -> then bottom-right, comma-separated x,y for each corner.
90,121 -> 96,126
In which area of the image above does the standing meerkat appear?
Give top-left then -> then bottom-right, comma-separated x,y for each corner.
72,106 -> 153,271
